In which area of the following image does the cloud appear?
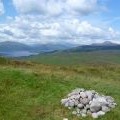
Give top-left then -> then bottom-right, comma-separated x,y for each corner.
12,0 -> 100,16
0,15 -> 120,44
0,0 -> 4,15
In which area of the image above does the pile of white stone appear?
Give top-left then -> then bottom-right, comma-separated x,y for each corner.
61,88 -> 117,118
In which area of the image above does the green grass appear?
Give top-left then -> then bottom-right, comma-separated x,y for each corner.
22,50 -> 120,66
0,57 -> 120,120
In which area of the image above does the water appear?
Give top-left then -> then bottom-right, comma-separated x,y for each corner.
0,51 -> 39,57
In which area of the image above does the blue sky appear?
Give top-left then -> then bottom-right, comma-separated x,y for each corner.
0,0 -> 120,44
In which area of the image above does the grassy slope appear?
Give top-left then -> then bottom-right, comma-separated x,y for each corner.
0,57 -> 120,120
22,50 -> 120,66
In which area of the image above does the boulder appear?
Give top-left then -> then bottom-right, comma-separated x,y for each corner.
90,101 -> 101,112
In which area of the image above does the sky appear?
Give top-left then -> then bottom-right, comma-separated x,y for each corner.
0,0 -> 120,45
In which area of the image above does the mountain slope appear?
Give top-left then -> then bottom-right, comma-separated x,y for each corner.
64,41 -> 120,53
91,41 -> 118,46
0,41 -> 31,52
20,41 -> 120,65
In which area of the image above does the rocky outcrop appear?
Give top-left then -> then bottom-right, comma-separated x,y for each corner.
61,88 -> 117,118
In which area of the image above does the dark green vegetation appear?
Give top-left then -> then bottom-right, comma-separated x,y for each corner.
0,56 -> 120,120
23,50 -> 120,65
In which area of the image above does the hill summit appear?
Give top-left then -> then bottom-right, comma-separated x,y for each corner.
91,41 -> 118,46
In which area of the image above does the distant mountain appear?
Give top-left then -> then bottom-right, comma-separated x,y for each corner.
91,41 -> 118,46
0,41 -> 77,57
31,43 -> 77,52
0,41 -> 31,52
64,41 -> 120,53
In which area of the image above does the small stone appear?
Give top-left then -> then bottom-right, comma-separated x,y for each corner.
106,96 -> 114,103
77,114 -> 81,117
68,100 -> 75,107
61,99 -> 68,105
81,109 -> 87,114
80,98 -> 89,105
85,104 -> 90,110
102,106 -> 110,112
108,103 -> 116,108
87,110 -> 92,115
81,113 -> 87,117
91,90 -> 96,94
80,92 -> 87,98
63,118 -> 68,120
68,107 -> 72,109
86,91 -> 94,101
92,113 -> 98,119
65,102 -> 69,107
77,104 -> 84,109
72,111 -> 77,115
97,111 -> 105,116
96,97 -> 108,106
76,108 -> 81,114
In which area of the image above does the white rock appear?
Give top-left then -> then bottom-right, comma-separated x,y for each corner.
74,100 -> 79,106
81,113 -> 87,117
63,118 -> 68,120
86,91 -> 94,101
61,99 -> 68,105
68,100 -> 75,107
96,97 -> 108,106
106,96 -> 114,103
81,98 -> 90,105
77,114 -> 81,117
91,90 -> 96,94
68,107 -> 72,109
65,102 -> 69,107
90,101 -> 101,112
85,104 -> 90,110
72,111 -> 77,115
77,103 -> 84,109
97,111 -> 105,116
92,113 -> 98,118
108,103 -> 116,108
102,106 -> 110,112
81,109 -> 87,114
80,92 -> 87,98
87,110 -> 92,115
76,108 -> 81,114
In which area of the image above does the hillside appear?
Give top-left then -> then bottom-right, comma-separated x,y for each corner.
0,57 -> 120,120
21,50 -> 120,66
64,41 -> 120,53
19,41 -> 120,65
0,41 -> 31,52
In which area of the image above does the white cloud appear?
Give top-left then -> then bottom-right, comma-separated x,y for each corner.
66,0 -> 98,15
0,16 -> 120,44
12,0 -> 100,16
0,0 -> 4,15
